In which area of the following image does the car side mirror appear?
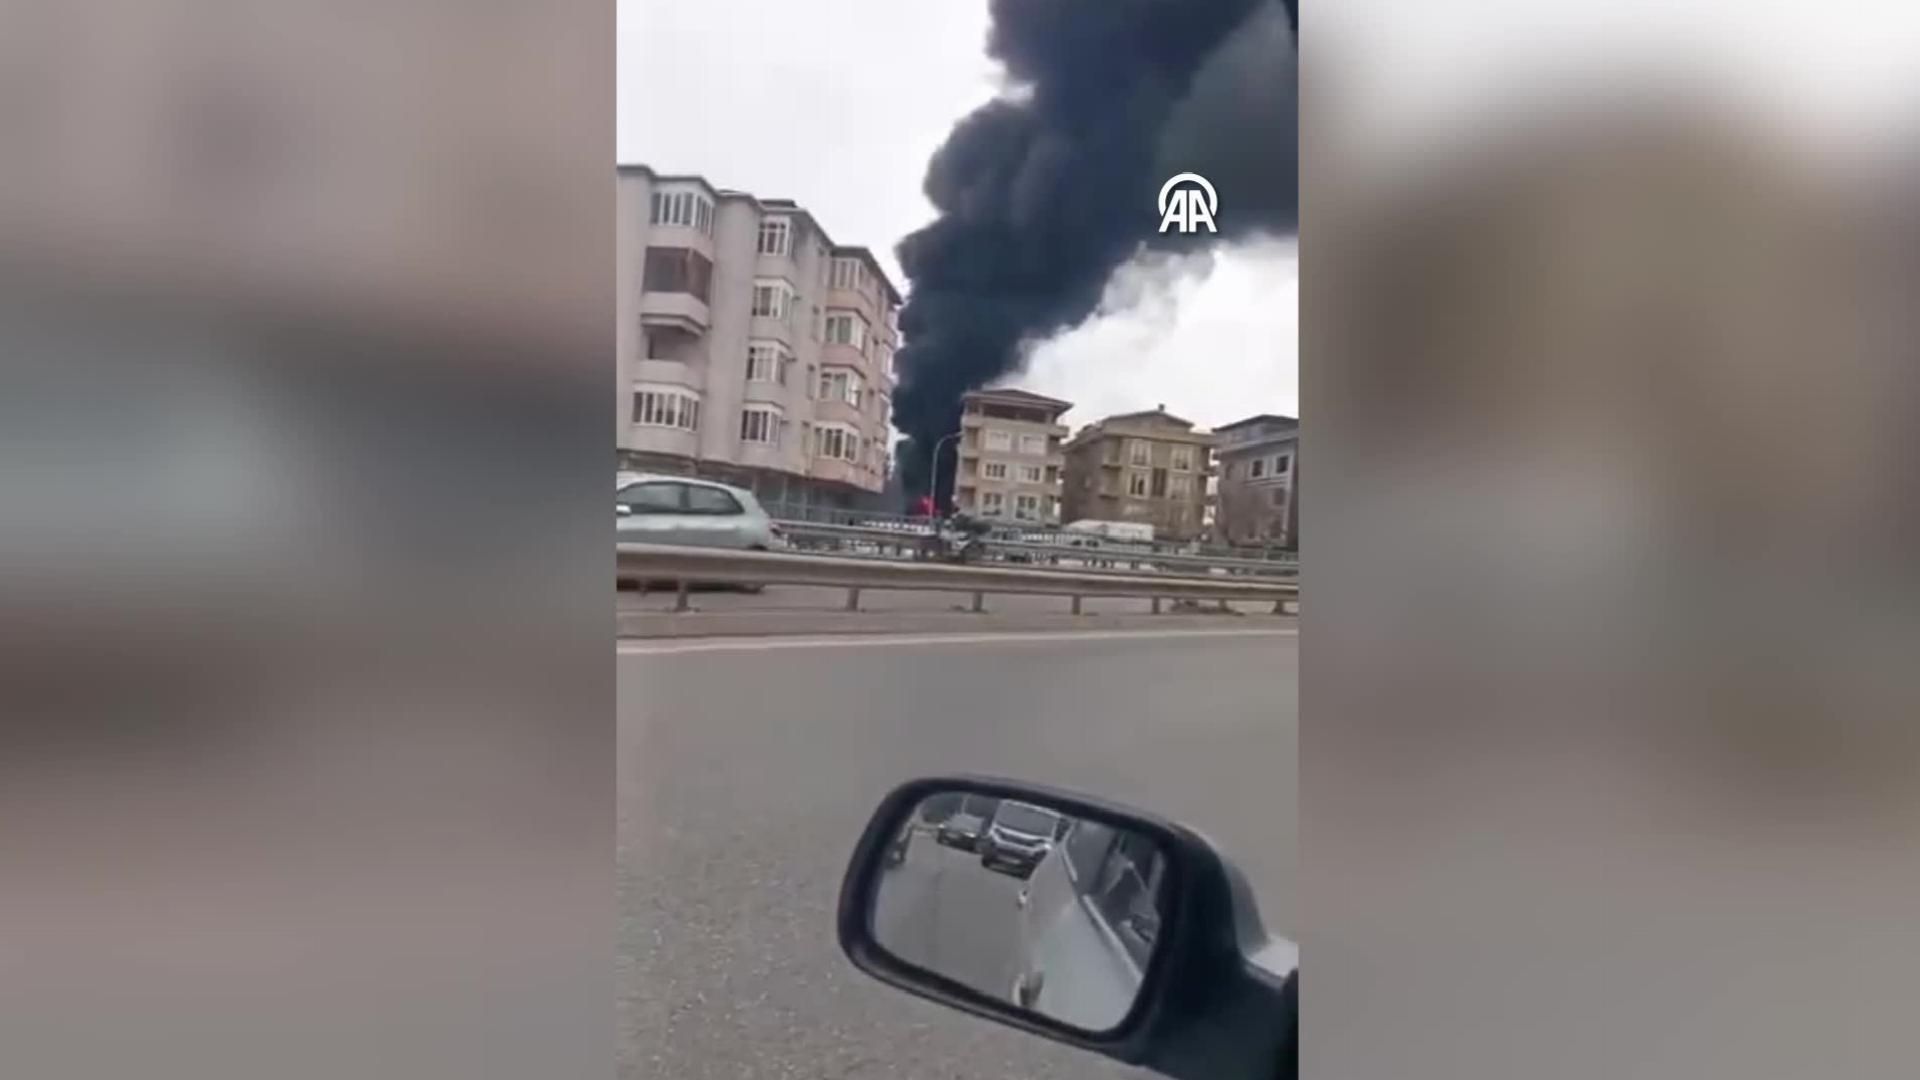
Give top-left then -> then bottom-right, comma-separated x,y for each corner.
838,776 -> 1297,1080
615,504 -> 634,517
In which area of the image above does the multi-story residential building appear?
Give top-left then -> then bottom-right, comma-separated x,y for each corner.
1212,414 -> 1298,549
952,388 -> 1072,524
616,165 -> 901,511
1060,406 -> 1215,542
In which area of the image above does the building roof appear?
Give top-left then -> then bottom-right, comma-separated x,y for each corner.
1064,406 -> 1214,450
619,164 -> 899,306
619,164 -> 722,200
1102,406 -> 1198,429
830,245 -> 903,306
963,386 -> 1075,411
1214,413 -> 1298,432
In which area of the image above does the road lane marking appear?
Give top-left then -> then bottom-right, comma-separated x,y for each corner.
617,627 -> 1297,656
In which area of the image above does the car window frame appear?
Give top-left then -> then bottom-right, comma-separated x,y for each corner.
994,802 -> 1062,837
682,483 -> 745,516
618,481 -> 688,514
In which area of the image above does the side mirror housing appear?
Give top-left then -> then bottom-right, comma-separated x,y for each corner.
837,775 -> 1296,1080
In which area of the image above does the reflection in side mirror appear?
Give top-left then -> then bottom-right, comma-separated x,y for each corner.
864,786 -> 1169,1035
840,776 -> 1298,1080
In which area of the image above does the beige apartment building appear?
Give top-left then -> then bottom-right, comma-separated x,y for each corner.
1060,407 -> 1215,542
617,165 -> 901,512
952,388 -> 1072,524
1213,414 -> 1298,549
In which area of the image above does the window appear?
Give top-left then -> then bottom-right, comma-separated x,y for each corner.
814,425 -> 859,463
1170,475 -> 1192,498
830,257 -> 860,290
1128,471 -> 1149,497
1014,494 -> 1039,520
1019,464 -> 1043,484
1222,461 -> 1236,481
817,367 -> 860,406
745,342 -> 788,383
649,189 -> 713,234
756,216 -> 790,256
980,491 -> 1005,515
1274,453 -> 1292,475
631,387 -> 701,431
739,407 -> 783,446
645,335 -> 669,360
1018,433 -> 1047,457
1171,446 -> 1193,472
1129,439 -> 1151,466
751,280 -> 797,323
1250,457 -> 1266,478
1151,468 -> 1168,498
642,247 -> 713,302
984,429 -> 1013,453
877,345 -> 895,376
983,462 -> 1008,480
617,481 -> 682,513
824,310 -> 868,350
684,485 -> 744,515
1271,486 -> 1287,506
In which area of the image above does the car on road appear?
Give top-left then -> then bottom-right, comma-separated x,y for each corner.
616,473 -> 783,551
979,800 -> 1066,878
932,793 -> 999,853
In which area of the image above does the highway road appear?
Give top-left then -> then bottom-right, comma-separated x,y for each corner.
618,627 -> 1296,1079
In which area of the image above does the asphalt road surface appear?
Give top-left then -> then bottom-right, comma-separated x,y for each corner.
871,837 -> 1029,1003
618,627 -> 1297,1080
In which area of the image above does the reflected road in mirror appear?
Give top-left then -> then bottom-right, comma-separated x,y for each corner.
869,790 -> 1168,1033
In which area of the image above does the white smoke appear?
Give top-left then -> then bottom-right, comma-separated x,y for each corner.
1019,235 -> 1298,430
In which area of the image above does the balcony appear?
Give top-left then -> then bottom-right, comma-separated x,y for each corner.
819,340 -> 866,368
826,285 -> 878,325
639,290 -> 709,335
809,456 -> 880,493
812,398 -> 863,427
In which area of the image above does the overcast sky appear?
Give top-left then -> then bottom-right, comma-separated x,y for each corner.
617,0 -> 1299,433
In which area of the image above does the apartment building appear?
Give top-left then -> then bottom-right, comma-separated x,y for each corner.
617,165 -> 901,511
952,388 -> 1072,524
1060,407 -> 1215,542
1213,414 -> 1298,549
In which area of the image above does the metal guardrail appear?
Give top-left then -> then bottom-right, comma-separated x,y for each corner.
762,502 -> 1297,565
773,521 -> 1298,578
617,543 -> 1299,616
983,538 -> 1297,577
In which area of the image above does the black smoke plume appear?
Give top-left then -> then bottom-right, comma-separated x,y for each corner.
893,0 -> 1298,509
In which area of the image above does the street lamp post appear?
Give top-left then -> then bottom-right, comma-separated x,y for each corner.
926,430 -> 961,518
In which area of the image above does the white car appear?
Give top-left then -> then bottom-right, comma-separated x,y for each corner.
616,473 -> 784,551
